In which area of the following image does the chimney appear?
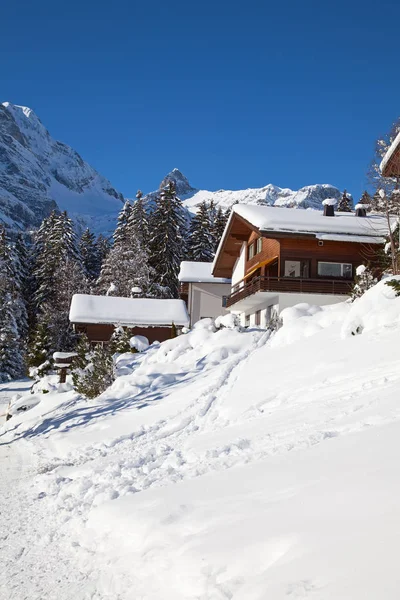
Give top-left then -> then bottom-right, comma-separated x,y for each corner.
322,198 -> 336,217
354,203 -> 367,217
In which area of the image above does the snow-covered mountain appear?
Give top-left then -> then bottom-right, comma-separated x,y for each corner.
147,168 -> 346,214
0,102 -> 124,233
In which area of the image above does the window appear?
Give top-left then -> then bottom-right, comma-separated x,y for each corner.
256,237 -> 263,254
318,262 -> 352,279
255,310 -> 261,326
245,314 -> 250,327
222,295 -> 228,308
248,243 -> 255,260
284,260 -> 310,278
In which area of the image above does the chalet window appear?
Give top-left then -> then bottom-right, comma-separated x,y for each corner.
284,260 -> 310,278
248,243 -> 255,260
318,262 -> 352,278
255,310 -> 261,326
256,237 -> 263,254
222,295 -> 228,308
245,314 -> 250,327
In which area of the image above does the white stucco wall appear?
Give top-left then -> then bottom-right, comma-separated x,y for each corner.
239,292 -> 349,328
188,282 -> 231,326
231,243 -> 246,288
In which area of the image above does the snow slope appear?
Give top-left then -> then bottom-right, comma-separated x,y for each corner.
2,280 -> 400,599
0,102 -> 124,233
148,168 -> 347,214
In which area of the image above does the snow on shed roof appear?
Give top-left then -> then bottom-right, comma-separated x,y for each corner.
233,204 -> 393,239
178,261 -> 231,283
69,295 -> 190,327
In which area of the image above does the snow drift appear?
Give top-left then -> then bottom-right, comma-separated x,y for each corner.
2,282 -> 400,599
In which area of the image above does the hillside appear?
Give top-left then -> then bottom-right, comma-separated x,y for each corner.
1,279 -> 400,599
0,102 -> 124,233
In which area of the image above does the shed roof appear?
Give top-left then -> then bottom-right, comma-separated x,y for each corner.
69,294 -> 190,327
178,261 -> 231,283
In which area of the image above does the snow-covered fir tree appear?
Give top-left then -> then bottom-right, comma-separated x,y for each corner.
149,180 -> 187,298
186,200 -> 214,261
130,190 -> 149,248
79,228 -> 100,282
96,234 -> 111,266
113,201 -> 133,248
337,189 -> 353,212
212,206 -> 229,252
0,228 -> 26,380
32,210 -> 87,352
359,191 -> 372,211
96,200 -> 155,298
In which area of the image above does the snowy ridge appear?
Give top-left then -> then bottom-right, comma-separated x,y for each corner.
2,279 -> 400,598
0,102 -> 124,233
141,168 -> 347,215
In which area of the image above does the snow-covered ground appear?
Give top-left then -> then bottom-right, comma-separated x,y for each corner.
1,279 -> 400,599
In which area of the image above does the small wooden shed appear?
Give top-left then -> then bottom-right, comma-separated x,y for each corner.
69,294 -> 190,345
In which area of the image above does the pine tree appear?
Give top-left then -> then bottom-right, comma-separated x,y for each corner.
28,321 -> 52,377
359,191 -> 372,211
79,228 -> 99,281
0,292 -> 24,382
96,233 -> 155,297
32,210 -> 87,352
212,206 -> 229,252
337,189 -> 353,212
113,201 -> 133,248
186,201 -> 214,261
96,234 -> 112,265
72,345 -> 115,399
0,228 -> 26,380
130,190 -> 149,248
109,326 -> 132,354
149,181 -> 186,298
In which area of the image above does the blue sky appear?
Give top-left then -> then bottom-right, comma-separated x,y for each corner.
2,0 -> 399,201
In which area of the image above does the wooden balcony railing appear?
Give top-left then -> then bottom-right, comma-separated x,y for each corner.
226,276 -> 353,308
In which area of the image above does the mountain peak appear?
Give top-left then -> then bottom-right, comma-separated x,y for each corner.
0,101 -> 124,233
159,168 -> 196,196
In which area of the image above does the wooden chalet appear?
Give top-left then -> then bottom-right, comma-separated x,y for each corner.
69,294 -> 190,345
212,203 -> 392,327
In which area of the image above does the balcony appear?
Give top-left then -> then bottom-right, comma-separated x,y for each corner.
226,276 -> 353,309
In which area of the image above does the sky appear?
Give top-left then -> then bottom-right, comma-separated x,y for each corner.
1,0 -> 400,201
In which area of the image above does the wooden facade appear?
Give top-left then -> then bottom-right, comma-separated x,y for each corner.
213,211 -> 384,309
75,323 -> 175,345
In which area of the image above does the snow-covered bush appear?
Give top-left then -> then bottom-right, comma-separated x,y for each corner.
73,346 -> 115,399
109,327 -> 132,354
129,335 -> 149,352
351,264 -> 377,301
215,314 -> 241,331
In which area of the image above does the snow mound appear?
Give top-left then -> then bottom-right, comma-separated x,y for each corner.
129,335 -> 149,352
271,301 -> 350,347
341,276 -> 400,338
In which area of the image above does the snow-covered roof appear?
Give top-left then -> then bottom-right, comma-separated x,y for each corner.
380,130 -> 400,175
178,261 -> 231,283
69,295 -> 190,327
233,204 -> 393,240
